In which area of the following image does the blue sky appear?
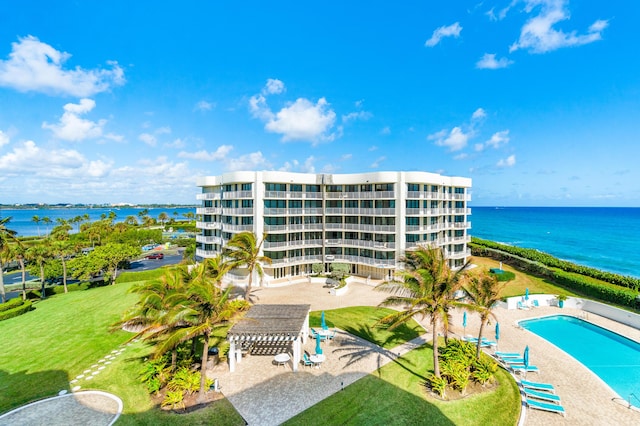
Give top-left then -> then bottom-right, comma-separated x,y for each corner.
0,1 -> 638,206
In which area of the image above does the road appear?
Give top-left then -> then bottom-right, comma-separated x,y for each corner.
2,251 -> 184,302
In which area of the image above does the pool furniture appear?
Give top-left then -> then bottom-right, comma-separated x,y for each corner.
302,353 -> 317,368
510,364 -> 540,373
520,380 -> 556,394
517,301 -> 529,310
524,388 -> 561,403
526,398 -> 566,417
310,354 -> 326,368
463,336 -> 497,347
503,358 -> 526,365
532,300 -> 540,308
274,353 -> 290,367
494,351 -> 521,359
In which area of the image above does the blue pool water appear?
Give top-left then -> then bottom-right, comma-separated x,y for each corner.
519,315 -> 640,405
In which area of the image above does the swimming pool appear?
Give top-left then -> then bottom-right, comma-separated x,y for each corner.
519,315 -> 640,406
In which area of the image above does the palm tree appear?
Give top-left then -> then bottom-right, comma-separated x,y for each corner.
26,243 -> 51,300
158,212 -> 168,226
125,215 -> 138,226
31,215 -> 41,237
13,244 -> 29,301
0,217 -> 22,303
375,246 -> 469,378
464,272 -> 506,359
155,257 -> 248,402
224,232 -> 271,301
51,240 -> 74,293
42,216 -> 52,235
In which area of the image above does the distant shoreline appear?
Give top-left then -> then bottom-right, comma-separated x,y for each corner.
0,204 -> 197,210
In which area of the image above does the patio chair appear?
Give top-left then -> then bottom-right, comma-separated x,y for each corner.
526,398 -> 566,417
510,364 -> 540,374
517,301 -> 530,310
532,300 -> 540,308
328,329 -> 337,340
494,351 -> 521,359
523,388 -> 561,404
520,380 -> 556,394
302,353 -> 317,368
310,328 -> 319,339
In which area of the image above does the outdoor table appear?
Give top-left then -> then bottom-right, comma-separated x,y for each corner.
274,353 -> 290,367
309,354 -> 326,367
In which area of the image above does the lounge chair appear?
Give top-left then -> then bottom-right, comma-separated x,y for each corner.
495,351 -> 521,359
517,301 -> 530,310
524,388 -> 561,404
328,329 -> 337,340
503,358 -> 526,365
520,380 -> 556,394
510,364 -> 540,373
526,398 -> 566,417
532,300 -> 540,308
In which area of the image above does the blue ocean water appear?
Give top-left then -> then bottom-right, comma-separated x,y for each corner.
520,315 -> 640,405
0,207 -> 195,238
471,207 -> 640,278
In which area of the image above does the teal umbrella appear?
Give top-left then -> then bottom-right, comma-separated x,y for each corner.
525,288 -> 529,301
462,311 -> 467,335
524,345 -> 529,369
315,333 -> 323,355
495,322 -> 500,341
321,311 -> 328,330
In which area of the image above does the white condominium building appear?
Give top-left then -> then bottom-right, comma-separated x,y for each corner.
196,171 -> 471,283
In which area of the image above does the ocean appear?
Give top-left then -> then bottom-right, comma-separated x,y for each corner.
0,206 -> 195,237
471,207 -> 640,279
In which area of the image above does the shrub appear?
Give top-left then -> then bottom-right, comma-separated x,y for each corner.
0,298 -> 24,312
426,373 -> 447,398
0,300 -> 33,321
161,390 -> 185,411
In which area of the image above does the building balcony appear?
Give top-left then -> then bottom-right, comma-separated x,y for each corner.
453,222 -> 471,229
196,221 -> 222,230
268,255 -> 323,266
222,224 -> 254,232
196,192 -> 221,201
196,235 -> 223,245
223,208 -> 254,215
196,248 -> 219,258
196,207 -> 222,215
222,190 -> 253,199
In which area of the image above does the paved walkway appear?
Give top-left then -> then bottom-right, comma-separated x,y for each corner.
211,280 -> 640,425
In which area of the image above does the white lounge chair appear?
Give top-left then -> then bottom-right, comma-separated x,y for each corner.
524,388 -> 561,404
510,364 -> 540,373
526,398 -> 566,417
520,380 -> 556,394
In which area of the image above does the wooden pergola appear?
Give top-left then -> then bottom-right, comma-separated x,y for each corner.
226,304 -> 310,372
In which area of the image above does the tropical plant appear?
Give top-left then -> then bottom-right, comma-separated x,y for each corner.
50,240 -> 74,293
158,212 -> 169,226
0,217 -> 22,303
31,215 -> 41,237
42,216 -> 52,235
464,272 -> 506,359
375,246 -> 469,378
224,231 -> 272,300
161,390 -> 186,410
26,242 -> 51,300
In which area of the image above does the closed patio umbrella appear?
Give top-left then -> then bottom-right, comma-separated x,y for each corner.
463,311 -> 467,336
525,288 -> 529,301
495,322 -> 500,342
321,311 -> 328,330
315,333 -> 323,355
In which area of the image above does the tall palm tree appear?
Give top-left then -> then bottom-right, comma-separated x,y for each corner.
376,246 -> 469,378
26,243 -> 51,300
0,217 -> 22,303
42,216 -> 52,235
51,240 -> 74,293
31,215 -> 41,237
158,212 -> 168,226
13,244 -> 29,301
465,272 -> 506,359
224,231 -> 271,300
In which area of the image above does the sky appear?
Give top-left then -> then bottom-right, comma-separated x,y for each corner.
0,1 -> 639,207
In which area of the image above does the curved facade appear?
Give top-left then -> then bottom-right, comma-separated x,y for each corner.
196,171 -> 471,283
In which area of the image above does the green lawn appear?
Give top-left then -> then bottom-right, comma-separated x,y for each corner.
284,343 -> 520,426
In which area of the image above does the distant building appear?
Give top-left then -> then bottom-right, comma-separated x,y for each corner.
196,171 -> 471,283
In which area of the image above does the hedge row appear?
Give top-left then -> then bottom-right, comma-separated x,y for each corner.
0,297 -> 24,312
552,270 -> 639,309
471,238 -> 640,290
0,300 -> 33,321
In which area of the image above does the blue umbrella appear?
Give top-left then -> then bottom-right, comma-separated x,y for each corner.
321,311 -> 328,330
315,333 -> 323,355
495,322 -> 500,342
462,311 -> 467,335
524,345 -> 529,369
525,288 -> 529,301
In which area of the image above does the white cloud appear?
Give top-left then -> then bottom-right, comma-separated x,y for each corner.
301,156 -> 316,173
249,94 -> 274,121
0,36 -> 124,97
368,145 -> 378,151
138,133 -> 157,147
42,98 -> 106,141
165,138 -> 186,149
340,154 -> 352,161
497,154 -> 516,167
476,130 -> 510,151
194,100 -> 214,111
370,156 -> 386,168
342,111 -> 372,123
0,130 -> 9,148
103,133 -> 124,143
178,145 -> 233,161
156,126 -> 171,135
264,78 -> 285,95
425,22 -> 463,47
510,1 -> 608,53
472,108 -> 487,121
265,97 -> 337,143
0,140 -> 112,178
454,153 -> 468,160
380,126 -> 391,135
226,151 -> 271,171
428,127 -> 471,152
476,53 -> 514,69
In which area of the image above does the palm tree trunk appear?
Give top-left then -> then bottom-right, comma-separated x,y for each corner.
61,257 -> 68,293
198,332 -> 210,403
39,264 -> 45,300
432,318 -> 440,378
171,348 -> 177,371
19,258 -> 26,301
0,264 -> 5,303
245,266 -> 253,300
476,318 -> 486,359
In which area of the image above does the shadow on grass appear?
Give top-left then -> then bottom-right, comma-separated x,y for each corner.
0,368 -> 70,415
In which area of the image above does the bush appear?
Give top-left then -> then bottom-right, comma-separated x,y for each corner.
0,300 -> 33,321
434,339 -> 499,396
0,298 -> 24,312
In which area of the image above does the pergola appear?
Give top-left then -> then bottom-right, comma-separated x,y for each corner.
226,304 -> 310,372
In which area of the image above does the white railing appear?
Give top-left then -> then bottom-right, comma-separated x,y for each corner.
196,235 -> 222,244
196,192 -> 221,200
196,207 -> 222,215
223,208 -> 254,215
222,190 -> 253,199
196,248 -> 219,258
222,224 -> 254,232
196,221 -> 222,230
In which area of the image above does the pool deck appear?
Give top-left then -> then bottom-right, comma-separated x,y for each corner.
212,280 -> 640,425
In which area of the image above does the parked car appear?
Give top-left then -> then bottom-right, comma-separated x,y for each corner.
146,252 -> 164,260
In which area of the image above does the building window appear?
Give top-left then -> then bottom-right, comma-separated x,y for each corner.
264,200 -> 285,208
288,200 -> 302,208
241,183 -> 252,191
360,184 -> 372,192
345,216 -> 358,224
326,185 -> 343,192
304,200 -> 323,208
407,183 -> 420,191
376,217 -> 395,226
406,217 -> 419,226
242,199 -> 253,208
290,184 -> 302,192
306,184 -> 321,192
264,217 -> 285,225
326,200 -> 343,208
265,183 -> 286,191
361,200 -> 373,208
345,200 -> 358,208
345,185 -> 358,192
375,200 -> 394,208
326,216 -> 343,224
375,183 -> 393,191
406,200 -> 419,208
406,234 -> 419,243
455,187 -> 465,194
241,217 -> 253,225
